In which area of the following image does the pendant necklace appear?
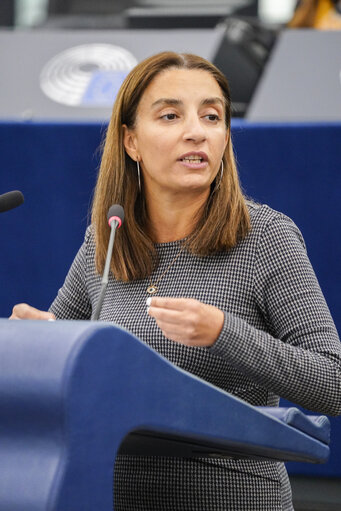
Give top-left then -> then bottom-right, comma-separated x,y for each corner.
146,243 -> 186,295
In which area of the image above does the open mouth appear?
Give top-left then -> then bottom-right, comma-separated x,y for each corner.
181,156 -> 204,163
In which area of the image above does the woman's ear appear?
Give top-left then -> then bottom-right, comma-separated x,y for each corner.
122,124 -> 139,161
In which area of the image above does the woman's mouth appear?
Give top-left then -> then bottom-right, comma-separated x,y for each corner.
178,152 -> 208,168
181,155 -> 204,163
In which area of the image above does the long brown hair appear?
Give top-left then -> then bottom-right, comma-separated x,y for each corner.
91,52 -> 250,281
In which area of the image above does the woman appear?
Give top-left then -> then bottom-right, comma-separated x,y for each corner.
11,52 -> 341,510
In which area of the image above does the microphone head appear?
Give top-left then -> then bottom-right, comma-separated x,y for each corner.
0,190 -> 24,213
107,204 -> 124,229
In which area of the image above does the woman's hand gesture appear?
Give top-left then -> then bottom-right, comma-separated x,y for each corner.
147,297 -> 224,347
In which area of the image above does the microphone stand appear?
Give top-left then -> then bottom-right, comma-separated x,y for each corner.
92,219 -> 119,321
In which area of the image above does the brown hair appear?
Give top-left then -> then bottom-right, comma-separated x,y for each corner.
288,0 -> 317,28
91,51 -> 250,281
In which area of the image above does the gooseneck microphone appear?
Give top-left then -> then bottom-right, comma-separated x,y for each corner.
92,204 -> 124,321
0,190 -> 24,213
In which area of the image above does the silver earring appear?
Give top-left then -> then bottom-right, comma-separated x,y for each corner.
136,160 -> 141,192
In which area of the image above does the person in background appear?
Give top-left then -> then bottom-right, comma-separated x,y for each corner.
289,0 -> 341,29
10,51 -> 341,510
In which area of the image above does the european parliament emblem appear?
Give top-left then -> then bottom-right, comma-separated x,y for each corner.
40,44 -> 137,108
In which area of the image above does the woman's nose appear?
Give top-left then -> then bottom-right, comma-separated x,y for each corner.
182,115 -> 206,143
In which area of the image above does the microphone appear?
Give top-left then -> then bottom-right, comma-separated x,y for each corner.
0,190 -> 24,213
92,204 -> 124,321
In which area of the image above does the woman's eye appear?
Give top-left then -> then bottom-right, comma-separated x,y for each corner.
161,113 -> 178,121
205,114 -> 220,122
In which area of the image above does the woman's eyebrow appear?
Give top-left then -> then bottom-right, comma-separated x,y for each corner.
200,97 -> 225,107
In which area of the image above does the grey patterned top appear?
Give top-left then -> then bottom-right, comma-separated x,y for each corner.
50,202 -> 341,511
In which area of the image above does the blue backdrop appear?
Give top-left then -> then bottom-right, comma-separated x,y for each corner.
0,119 -> 340,477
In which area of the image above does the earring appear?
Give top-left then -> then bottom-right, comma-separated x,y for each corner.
136,160 -> 141,192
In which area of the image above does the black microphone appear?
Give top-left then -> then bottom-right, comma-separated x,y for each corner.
92,204 -> 124,321
0,190 -> 24,213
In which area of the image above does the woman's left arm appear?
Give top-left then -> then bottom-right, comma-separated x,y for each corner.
148,214 -> 341,416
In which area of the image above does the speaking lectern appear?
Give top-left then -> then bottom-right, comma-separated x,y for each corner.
0,320 -> 330,510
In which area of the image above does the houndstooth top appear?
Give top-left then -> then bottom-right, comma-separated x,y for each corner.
50,202 -> 341,511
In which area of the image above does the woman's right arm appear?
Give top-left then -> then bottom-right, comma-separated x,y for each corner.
49,226 -> 93,320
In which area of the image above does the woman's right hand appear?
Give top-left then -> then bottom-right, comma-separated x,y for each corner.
9,303 -> 56,321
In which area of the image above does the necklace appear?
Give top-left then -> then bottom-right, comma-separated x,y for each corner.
146,243 -> 186,295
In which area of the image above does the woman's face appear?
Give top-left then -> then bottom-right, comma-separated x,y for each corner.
123,68 -> 229,198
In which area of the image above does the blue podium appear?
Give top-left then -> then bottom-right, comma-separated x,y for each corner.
0,320 -> 330,510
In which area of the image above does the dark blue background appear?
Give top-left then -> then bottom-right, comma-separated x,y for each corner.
0,119 -> 340,476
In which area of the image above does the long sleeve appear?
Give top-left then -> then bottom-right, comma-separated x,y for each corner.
49,227 -> 93,320
209,213 -> 341,415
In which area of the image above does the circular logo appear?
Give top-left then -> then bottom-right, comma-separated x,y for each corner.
40,44 -> 138,107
